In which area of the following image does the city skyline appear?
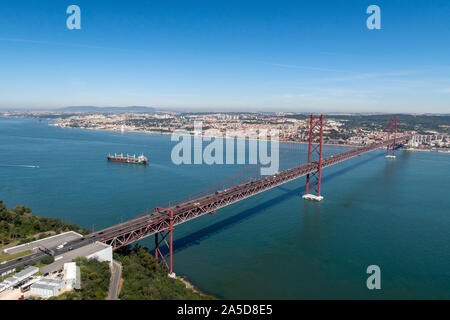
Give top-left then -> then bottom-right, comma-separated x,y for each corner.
1,0 -> 450,113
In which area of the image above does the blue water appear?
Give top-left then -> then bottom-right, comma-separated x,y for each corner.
0,117 -> 449,299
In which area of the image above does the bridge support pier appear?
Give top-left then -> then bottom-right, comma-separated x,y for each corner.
302,194 -> 324,201
154,210 -> 175,278
303,114 -> 324,202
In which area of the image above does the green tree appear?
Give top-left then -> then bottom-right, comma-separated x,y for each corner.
41,256 -> 55,265
0,200 -> 90,247
54,257 -> 111,300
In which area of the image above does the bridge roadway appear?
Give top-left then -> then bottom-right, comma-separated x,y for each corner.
94,134 -> 412,250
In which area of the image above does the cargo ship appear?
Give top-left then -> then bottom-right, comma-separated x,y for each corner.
107,153 -> 149,165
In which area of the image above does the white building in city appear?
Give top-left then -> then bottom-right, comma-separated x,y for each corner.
0,266 -> 39,292
86,242 -> 113,267
30,278 -> 64,298
64,262 -> 80,290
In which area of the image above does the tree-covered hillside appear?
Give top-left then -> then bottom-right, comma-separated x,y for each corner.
115,245 -> 214,300
53,257 -> 111,300
0,200 -> 89,247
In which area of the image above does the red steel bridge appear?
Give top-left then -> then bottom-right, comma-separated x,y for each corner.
91,115 -> 411,275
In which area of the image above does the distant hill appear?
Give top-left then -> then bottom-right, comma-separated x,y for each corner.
58,106 -> 156,113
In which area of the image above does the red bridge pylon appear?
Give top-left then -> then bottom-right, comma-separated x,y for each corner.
386,116 -> 398,159
302,114 -> 324,202
154,209 -> 176,278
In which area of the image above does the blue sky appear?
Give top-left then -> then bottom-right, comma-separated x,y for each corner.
0,0 -> 449,113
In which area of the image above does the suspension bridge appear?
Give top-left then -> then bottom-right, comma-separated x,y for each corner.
74,114 -> 409,276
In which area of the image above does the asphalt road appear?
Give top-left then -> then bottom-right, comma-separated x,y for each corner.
107,260 -> 122,300
0,235 -> 101,275
0,251 -> 45,275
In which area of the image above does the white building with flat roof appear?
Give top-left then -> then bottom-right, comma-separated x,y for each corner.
0,266 -> 39,291
30,278 -> 64,298
64,262 -> 80,290
86,242 -> 113,266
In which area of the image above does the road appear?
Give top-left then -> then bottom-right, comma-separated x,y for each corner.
0,236 -> 100,275
1,251 -> 45,275
107,260 -> 122,300
3,232 -> 82,255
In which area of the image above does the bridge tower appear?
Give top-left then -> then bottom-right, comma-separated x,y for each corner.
302,114 -> 324,202
386,116 -> 398,159
154,209 -> 176,278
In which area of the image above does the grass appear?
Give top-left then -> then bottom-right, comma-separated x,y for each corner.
0,249 -> 34,263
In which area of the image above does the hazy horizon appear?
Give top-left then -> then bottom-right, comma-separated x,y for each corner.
2,105 -> 449,116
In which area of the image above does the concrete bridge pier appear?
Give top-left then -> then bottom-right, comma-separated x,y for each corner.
302,194 -> 324,202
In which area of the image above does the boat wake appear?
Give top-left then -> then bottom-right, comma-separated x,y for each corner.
0,164 -> 40,168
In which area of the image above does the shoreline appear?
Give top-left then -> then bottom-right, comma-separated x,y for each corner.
49,123 -> 448,152
6,115 -> 448,152
175,275 -> 215,298
48,122 -> 448,152
46,120 -> 359,148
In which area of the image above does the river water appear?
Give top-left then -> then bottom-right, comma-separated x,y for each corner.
0,117 -> 449,299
